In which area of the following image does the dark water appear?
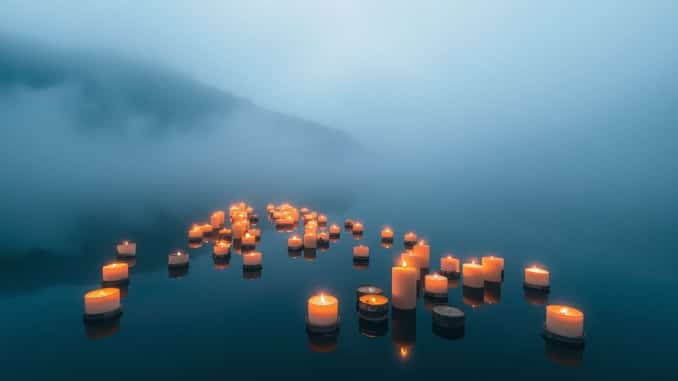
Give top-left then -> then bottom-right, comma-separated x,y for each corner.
1,187 -> 677,380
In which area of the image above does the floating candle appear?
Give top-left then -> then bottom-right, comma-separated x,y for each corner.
116,240 -> 136,257
232,220 -> 249,240
403,232 -> 417,247
440,255 -> 460,277
524,266 -> 550,291
353,245 -> 370,261
218,228 -> 233,240
210,210 -> 225,228
462,261 -> 484,288
317,214 -> 328,226
241,231 -> 256,250
243,251 -> 263,270
317,231 -> 330,245
250,228 -> 261,240
102,263 -> 129,285
356,285 -> 384,299
392,260 -> 418,310
288,235 -> 303,251
545,305 -> 585,343
381,226 -> 394,241
303,232 -> 317,249
400,251 -> 421,280
358,294 -> 389,321
482,255 -> 504,283
351,221 -> 364,234
329,224 -> 341,237
413,240 -> 430,268
424,273 -> 448,298
307,293 -> 340,330
213,240 -> 231,257
344,219 -> 353,229
200,223 -> 214,235
168,250 -> 189,268
84,288 -> 121,321
188,225 -> 203,242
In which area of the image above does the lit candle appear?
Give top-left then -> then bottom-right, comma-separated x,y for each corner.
232,220 -> 249,240
358,294 -> 389,321
403,232 -> 417,247
481,255 -> 504,283
462,261 -> 484,288
440,255 -> 460,277
329,224 -> 341,237
353,245 -> 370,261
218,228 -> 232,240
524,266 -> 550,290
352,221 -> 364,234
392,260 -> 418,310
344,219 -> 353,229
243,251 -> 263,270
241,231 -> 257,249
102,263 -> 129,285
317,214 -> 328,226
545,305 -> 585,341
307,293 -> 339,328
116,240 -> 136,257
303,232 -> 317,249
168,250 -> 189,267
188,225 -> 203,242
213,240 -> 231,257
200,223 -> 214,235
288,235 -> 303,251
210,210 -> 225,228
424,273 -> 448,298
250,228 -> 261,240
413,240 -> 430,268
317,231 -> 330,245
84,288 -> 121,318
381,226 -> 394,241
400,251 -> 421,279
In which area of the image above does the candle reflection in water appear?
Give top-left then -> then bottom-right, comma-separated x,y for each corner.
483,282 -> 502,304
524,287 -> 549,305
303,248 -> 317,261
544,340 -> 584,367
392,308 -> 416,361
463,286 -> 484,308
84,318 -> 121,340
359,318 -> 388,338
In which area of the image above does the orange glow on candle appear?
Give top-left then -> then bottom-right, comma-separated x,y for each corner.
525,265 -> 550,287
424,273 -> 448,294
381,226 -> 394,240
307,293 -> 339,326
288,235 -> 302,249
413,240 -> 430,268
352,221 -> 364,233
84,288 -> 120,315
102,263 -> 128,282
546,305 -> 584,338
392,261 -> 417,309
329,224 -> 341,234
188,225 -> 203,239
441,255 -> 460,273
359,294 -> 389,306
463,261 -> 484,288
482,255 -> 504,282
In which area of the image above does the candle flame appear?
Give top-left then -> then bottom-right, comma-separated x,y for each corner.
560,307 -> 568,314
401,259 -> 407,267
370,297 -> 376,303
399,346 -> 409,358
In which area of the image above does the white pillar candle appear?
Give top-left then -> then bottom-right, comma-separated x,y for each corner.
400,251 -> 421,280
288,235 -> 303,250
424,273 -> 448,295
353,245 -> 370,259
440,255 -> 460,273
102,263 -> 128,282
243,251 -> 263,268
213,240 -> 231,256
525,266 -> 550,288
462,262 -> 484,288
413,240 -> 430,268
307,293 -> 339,327
116,240 -> 136,257
303,232 -> 317,249
84,288 -> 121,315
482,255 -> 504,282
392,260 -> 418,310
546,305 -> 584,338
210,210 -> 225,228
168,250 -> 189,266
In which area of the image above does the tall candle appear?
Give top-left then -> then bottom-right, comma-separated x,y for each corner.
353,245 -> 370,259
424,273 -> 448,295
440,255 -> 460,274
168,250 -> 189,267
413,240 -> 430,268
116,240 -> 136,257
102,263 -> 128,282
307,293 -> 339,327
463,261 -> 484,288
84,288 -> 120,315
352,221 -> 364,234
210,210 -> 225,228
288,235 -> 303,250
303,232 -> 317,249
400,251 -> 421,279
392,260 -> 418,310
243,251 -> 263,268
482,255 -> 504,282
381,226 -> 394,241
525,266 -> 550,288
545,305 -> 584,338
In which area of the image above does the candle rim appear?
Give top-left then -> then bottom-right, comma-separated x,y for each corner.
359,294 -> 388,305
547,304 -> 584,318
309,293 -> 338,305
85,287 -> 120,298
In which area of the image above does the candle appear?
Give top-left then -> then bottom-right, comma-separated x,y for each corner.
462,261 -> 484,288
102,263 -> 129,284
432,305 -> 465,340
484,283 -> 502,304
303,232 -> 317,249
210,210 -> 225,228
200,223 -> 214,235
307,293 -> 339,328
317,214 -> 328,226
288,235 -> 303,251
241,231 -> 257,249
400,251 -> 421,279
232,220 -> 249,240
524,266 -> 550,290
403,232 -> 417,247
545,305 -> 585,340
358,294 -> 389,321
352,221 -> 364,234
317,231 -> 330,245
353,245 -> 370,260
84,288 -> 121,318
440,255 -> 460,277
250,228 -> 261,240
356,285 -> 384,298
168,250 -> 189,267
344,219 -> 353,229
381,226 -> 394,241
213,240 -> 231,257
116,240 -> 136,257
392,260 -> 418,310
218,228 -> 232,240
481,255 -> 504,283
188,225 -> 203,241
413,240 -> 430,268
243,251 -> 263,270
424,273 -> 448,297
329,224 -> 341,237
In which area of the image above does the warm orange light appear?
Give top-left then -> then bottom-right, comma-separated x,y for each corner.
400,346 -> 409,358
360,294 -> 388,306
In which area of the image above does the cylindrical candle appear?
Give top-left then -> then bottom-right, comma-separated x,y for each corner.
317,214 -> 328,226
525,266 -> 550,289
243,251 -> 263,269
381,227 -> 394,241
404,232 -> 417,247
329,224 -> 341,236
400,251 -> 421,279
352,221 -> 364,234
102,263 -> 128,283
392,261 -> 418,310
303,232 -> 317,249
545,305 -> 584,339
344,219 -> 353,229
358,294 -> 389,321
482,256 -> 504,283
353,245 -> 370,260
288,235 -> 303,250
424,273 -> 448,296
413,240 -> 430,268
232,220 -> 249,240
462,262 -> 484,288
317,231 -> 330,244
188,225 -> 203,241
116,240 -> 136,257
241,231 -> 257,248
440,255 -> 460,274
210,210 -> 225,228
307,293 -> 339,327
168,250 -> 189,267
213,240 -> 231,256
84,288 -> 121,316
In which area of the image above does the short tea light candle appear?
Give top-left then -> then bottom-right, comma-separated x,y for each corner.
317,214 -> 328,226
353,245 -> 369,262
168,250 -> 189,268
210,210 -> 225,228
241,231 -> 257,250
188,225 -> 203,242
83,288 -> 122,322
200,223 -> 214,235
307,293 -> 340,334
317,231 -> 330,246
440,255 -> 460,278
213,240 -> 231,257
358,294 -> 389,321
243,251 -> 263,271
381,226 -> 394,242
524,265 -> 550,291
351,221 -> 364,234
392,260 -> 417,310
544,305 -> 585,345
329,224 -> 341,238
102,263 -> 129,286
482,255 -> 504,283
413,240 -> 430,268
462,261 -> 484,288
424,273 -> 448,299
116,240 -> 136,257
303,232 -> 317,249
403,232 -> 417,247
344,219 -> 353,229
288,235 -> 303,251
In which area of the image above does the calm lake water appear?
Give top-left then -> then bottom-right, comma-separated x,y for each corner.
1,185 -> 676,380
